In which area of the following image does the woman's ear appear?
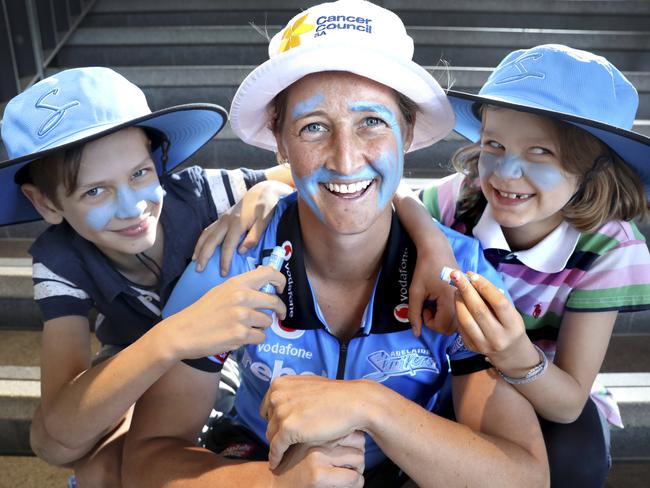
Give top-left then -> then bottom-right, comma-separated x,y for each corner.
403,113 -> 415,153
21,184 -> 64,225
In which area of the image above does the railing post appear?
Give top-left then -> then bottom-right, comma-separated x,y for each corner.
25,0 -> 45,84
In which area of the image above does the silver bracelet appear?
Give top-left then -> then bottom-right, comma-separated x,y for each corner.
496,344 -> 548,385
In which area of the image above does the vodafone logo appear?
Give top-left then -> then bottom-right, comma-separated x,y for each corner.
393,303 -> 409,323
271,315 -> 305,339
282,241 -> 293,260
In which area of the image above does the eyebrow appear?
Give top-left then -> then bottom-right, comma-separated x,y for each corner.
76,155 -> 154,189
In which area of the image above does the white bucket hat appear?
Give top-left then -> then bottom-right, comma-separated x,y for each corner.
229,0 -> 454,153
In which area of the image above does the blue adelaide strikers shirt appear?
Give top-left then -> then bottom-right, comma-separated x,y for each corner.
164,193 -> 508,469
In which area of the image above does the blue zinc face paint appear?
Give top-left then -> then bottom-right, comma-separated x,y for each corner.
292,92 -> 324,121
478,151 -> 563,191
349,102 -> 404,210
290,99 -> 404,224
85,181 -> 164,231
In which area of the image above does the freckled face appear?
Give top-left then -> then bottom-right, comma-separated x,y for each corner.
55,127 -> 164,256
275,71 -> 412,235
479,107 -> 580,244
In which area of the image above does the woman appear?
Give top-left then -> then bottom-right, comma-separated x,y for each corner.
122,2 -> 549,487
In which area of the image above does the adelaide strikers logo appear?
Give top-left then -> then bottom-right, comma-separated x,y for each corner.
271,314 -> 305,340
393,303 -> 409,323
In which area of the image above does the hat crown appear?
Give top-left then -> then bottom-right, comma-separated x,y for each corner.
269,0 -> 414,62
2,67 -> 151,160
480,44 -> 638,129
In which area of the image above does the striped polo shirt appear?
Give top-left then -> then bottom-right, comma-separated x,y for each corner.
421,173 -> 650,342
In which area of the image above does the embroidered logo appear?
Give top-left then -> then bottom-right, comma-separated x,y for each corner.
364,349 -> 439,383
35,89 -> 80,137
279,13 -> 316,52
533,303 -> 542,318
494,53 -> 545,84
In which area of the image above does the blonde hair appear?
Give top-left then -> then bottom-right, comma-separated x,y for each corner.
452,106 -> 650,233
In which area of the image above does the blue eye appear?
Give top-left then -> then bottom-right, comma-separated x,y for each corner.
529,147 -> 552,156
301,122 -> 326,133
85,187 -> 105,198
363,117 -> 385,128
132,168 -> 148,179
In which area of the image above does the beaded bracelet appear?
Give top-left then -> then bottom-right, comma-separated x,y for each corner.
496,344 -> 548,385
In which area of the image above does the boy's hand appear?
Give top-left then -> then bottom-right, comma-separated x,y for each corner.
409,247 -> 458,337
192,181 -> 293,275
161,266 -> 286,361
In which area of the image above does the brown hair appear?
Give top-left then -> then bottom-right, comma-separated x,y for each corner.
15,145 -> 85,209
452,105 -> 650,233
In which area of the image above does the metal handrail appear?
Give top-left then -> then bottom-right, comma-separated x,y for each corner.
1,0 -> 97,105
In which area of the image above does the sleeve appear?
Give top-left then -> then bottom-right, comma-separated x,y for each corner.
163,245 -> 256,373
419,173 -> 465,226
566,222 -> 650,313
32,261 -> 93,322
446,234 -> 511,376
203,168 -> 267,217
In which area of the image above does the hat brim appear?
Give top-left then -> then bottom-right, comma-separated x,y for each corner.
230,41 -> 454,153
0,103 -> 227,226
448,90 -> 650,199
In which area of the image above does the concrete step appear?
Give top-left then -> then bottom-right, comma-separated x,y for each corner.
84,0 -> 650,31
0,457 -> 645,488
57,25 -> 650,71
34,65 -> 650,119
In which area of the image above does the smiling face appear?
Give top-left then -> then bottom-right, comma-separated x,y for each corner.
54,127 -> 164,256
274,71 -> 413,235
478,107 -> 580,247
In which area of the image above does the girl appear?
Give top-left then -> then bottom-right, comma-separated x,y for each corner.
419,44 -> 650,487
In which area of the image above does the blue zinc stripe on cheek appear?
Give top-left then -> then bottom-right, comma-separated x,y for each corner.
85,182 -> 164,230
349,102 -> 404,209
478,152 -> 563,191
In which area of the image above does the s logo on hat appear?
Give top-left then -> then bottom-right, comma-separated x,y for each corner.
35,89 -> 81,137
494,52 -> 545,85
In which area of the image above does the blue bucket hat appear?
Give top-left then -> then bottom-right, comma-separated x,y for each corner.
0,67 -> 227,226
448,44 -> 650,199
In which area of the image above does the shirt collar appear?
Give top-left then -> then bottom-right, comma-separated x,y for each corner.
275,200 -> 416,334
473,203 -> 580,273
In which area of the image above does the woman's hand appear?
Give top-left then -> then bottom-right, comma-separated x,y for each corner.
160,266 -> 286,361
271,432 -> 365,488
193,181 -> 293,275
409,245 -> 458,337
451,270 -> 540,377
261,376 -> 371,470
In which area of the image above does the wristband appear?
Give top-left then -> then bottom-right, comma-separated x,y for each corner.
496,344 -> 548,385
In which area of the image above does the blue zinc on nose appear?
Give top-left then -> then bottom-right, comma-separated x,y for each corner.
496,154 -> 525,180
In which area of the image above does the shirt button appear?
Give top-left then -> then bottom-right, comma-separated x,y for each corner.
143,296 -> 153,302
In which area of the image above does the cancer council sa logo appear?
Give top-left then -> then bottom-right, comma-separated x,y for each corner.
393,303 -> 409,323
271,315 -> 305,339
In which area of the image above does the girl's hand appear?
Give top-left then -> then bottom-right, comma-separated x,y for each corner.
192,181 -> 293,275
260,376 -> 369,470
451,271 -> 540,376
